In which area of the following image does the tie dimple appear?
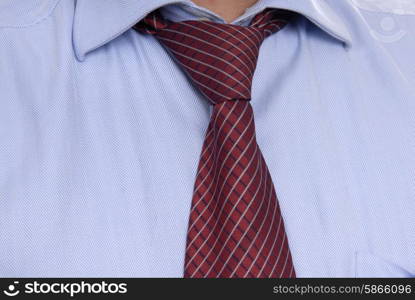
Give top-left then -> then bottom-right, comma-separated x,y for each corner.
134,9 -> 296,278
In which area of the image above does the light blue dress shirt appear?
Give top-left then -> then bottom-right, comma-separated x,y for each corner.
0,0 -> 414,277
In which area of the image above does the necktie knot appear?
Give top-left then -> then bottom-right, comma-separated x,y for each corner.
134,9 -> 292,105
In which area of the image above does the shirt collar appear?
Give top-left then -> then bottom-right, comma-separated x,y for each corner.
73,0 -> 352,61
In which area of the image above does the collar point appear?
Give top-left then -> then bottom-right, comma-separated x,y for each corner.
73,43 -> 86,62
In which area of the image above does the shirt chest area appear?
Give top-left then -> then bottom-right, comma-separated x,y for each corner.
2,29 -> 414,215
1,27 -> 415,277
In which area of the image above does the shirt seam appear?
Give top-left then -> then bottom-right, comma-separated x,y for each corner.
0,0 -> 61,29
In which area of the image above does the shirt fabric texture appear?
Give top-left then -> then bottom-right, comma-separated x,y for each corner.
0,0 -> 414,277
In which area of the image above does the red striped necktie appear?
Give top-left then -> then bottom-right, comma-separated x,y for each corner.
134,9 -> 296,278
